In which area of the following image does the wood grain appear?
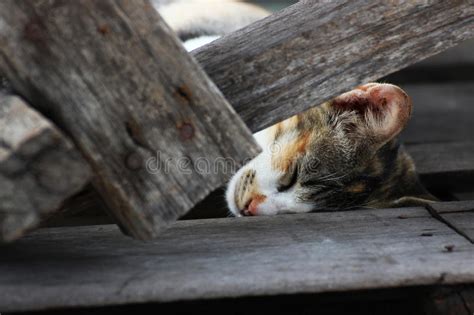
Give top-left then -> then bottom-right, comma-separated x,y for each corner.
385,39 -> 474,85
0,95 -> 90,242
406,142 -> 474,193
428,201 -> 474,244
400,84 -> 474,144
394,38 -> 474,70
0,0 -> 259,239
1,206 -> 474,312
433,211 -> 474,244
193,0 -> 474,132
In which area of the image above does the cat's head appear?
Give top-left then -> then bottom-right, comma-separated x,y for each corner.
226,83 -> 420,216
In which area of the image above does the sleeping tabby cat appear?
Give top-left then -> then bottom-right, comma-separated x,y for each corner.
157,0 -> 436,217
226,83 -> 436,216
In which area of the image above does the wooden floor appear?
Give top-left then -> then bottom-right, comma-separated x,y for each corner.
1,202 -> 474,312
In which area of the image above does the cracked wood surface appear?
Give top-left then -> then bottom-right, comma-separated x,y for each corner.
1,205 -> 474,312
428,201 -> 474,244
193,0 -> 474,132
0,0 -> 259,239
0,95 -> 90,242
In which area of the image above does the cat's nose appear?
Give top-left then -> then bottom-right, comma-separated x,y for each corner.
240,194 -> 266,216
240,200 -> 255,216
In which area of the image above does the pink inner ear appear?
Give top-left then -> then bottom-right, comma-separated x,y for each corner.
331,83 -> 412,138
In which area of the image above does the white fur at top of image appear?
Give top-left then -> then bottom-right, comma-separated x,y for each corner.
152,0 -> 269,51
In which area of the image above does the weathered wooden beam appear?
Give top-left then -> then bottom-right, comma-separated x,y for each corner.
0,94 -> 90,242
193,0 -> 474,132
427,201 -> 474,244
408,142 -> 474,177
406,142 -> 474,193
0,0 -> 259,239
401,84 -> 474,144
412,38 -> 474,67
1,206 -> 473,312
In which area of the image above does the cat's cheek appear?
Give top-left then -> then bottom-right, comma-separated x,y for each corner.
252,201 -> 279,216
255,195 -> 294,215
225,167 -> 247,217
258,194 -> 314,215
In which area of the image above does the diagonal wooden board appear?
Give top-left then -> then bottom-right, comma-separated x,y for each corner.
193,0 -> 474,132
1,205 -> 474,312
0,95 -> 90,242
0,0 -> 259,240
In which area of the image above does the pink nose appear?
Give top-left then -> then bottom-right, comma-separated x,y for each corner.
240,194 -> 266,216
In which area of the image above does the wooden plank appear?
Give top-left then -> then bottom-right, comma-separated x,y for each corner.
423,286 -> 473,315
400,84 -> 474,144
0,0 -> 259,239
42,185 -> 113,227
1,206 -> 474,312
193,0 -> 474,132
428,201 -> 474,214
460,287 -> 474,314
0,95 -> 90,242
428,201 -> 474,244
407,142 -> 474,176
435,212 -> 474,243
406,142 -> 474,193
385,39 -> 474,84
414,38 -> 474,67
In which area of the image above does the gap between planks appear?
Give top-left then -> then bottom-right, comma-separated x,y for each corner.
424,201 -> 474,244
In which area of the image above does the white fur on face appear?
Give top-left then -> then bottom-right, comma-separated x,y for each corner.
226,129 -> 313,216
155,0 -> 269,39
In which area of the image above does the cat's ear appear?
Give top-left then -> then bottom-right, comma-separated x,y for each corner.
329,83 -> 412,146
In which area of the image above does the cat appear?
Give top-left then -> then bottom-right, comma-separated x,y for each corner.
226,83 -> 437,216
159,0 -> 437,216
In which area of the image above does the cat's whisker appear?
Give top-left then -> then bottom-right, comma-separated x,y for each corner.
322,172 -> 350,183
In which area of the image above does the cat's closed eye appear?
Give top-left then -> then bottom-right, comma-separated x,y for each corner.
277,163 -> 298,192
